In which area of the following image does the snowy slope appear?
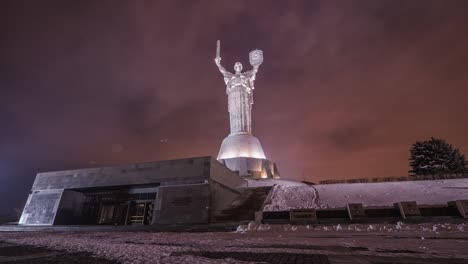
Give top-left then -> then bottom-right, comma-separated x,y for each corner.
262,185 -> 326,211
262,178 -> 468,210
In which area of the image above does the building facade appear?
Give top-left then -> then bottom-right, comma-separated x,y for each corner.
19,157 -> 247,226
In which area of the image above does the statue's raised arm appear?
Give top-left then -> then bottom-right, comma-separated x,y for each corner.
214,40 -> 233,81
214,57 -> 232,78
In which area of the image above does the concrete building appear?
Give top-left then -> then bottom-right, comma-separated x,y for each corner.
19,157 -> 268,226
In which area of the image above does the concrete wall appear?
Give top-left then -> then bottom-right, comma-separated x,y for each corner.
31,156 -> 211,191
210,159 -> 246,188
153,183 -> 210,224
20,156 -> 250,226
210,181 -> 241,219
208,159 -> 245,219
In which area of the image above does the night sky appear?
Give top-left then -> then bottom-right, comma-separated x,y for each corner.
1,1 -> 468,215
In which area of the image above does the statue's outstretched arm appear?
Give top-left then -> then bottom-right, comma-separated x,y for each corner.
250,65 -> 259,76
246,65 -> 259,79
247,65 -> 259,89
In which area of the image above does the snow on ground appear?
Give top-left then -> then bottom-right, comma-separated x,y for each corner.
0,231 -> 248,264
315,178 -> 468,207
261,178 -> 468,210
1,223 -> 467,264
262,185 -> 325,211
236,221 -> 468,234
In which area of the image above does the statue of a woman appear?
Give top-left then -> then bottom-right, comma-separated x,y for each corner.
214,40 -> 262,135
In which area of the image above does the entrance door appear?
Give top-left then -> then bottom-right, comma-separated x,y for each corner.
98,204 -> 115,224
127,201 -> 154,225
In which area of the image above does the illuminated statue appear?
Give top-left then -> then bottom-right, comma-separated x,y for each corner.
214,40 -> 279,178
215,40 -> 267,161
214,40 -> 263,135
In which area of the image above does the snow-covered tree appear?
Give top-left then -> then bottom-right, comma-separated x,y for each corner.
409,137 -> 467,176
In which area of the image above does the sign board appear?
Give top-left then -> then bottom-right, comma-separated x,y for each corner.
347,203 -> 366,220
289,209 -> 317,224
395,201 -> 421,219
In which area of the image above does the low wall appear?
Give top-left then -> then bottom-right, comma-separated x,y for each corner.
319,174 -> 468,185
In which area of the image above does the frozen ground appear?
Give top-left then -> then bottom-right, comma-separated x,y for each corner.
261,178 -> 468,211
1,222 -> 468,263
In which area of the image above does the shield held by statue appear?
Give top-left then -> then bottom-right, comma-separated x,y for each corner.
249,50 -> 263,67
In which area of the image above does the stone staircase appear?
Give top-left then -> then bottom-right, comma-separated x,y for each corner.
214,186 -> 272,222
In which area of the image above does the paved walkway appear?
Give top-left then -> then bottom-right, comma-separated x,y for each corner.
1,226 -> 468,263
0,242 -> 118,263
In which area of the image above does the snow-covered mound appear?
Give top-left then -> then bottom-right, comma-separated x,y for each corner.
262,178 -> 468,211
316,178 -> 468,207
262,185 -> 325,211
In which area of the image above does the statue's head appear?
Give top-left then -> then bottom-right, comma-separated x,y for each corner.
234,62 -> 243,73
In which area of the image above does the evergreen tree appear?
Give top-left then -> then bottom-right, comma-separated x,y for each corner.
409,137 -> 467,176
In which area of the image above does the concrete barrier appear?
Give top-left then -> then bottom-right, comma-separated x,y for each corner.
347,203 -> 366,221
394,201 -> 421,220
449,200 -> 468,218
256,201 -> 468,225
289,209 -> 317,224
262,211 -> 290,224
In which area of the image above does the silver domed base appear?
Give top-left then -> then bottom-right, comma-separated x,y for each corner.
219,157 -> 280,179
217,134 -> 266,160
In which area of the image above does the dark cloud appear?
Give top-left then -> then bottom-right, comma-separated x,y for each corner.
1,0 -> 468,214
327,121 -> 377,152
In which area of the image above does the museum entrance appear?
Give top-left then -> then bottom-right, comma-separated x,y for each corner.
75,185 -> 158,225
127,201 -> 154,225
126,192 -> 156,225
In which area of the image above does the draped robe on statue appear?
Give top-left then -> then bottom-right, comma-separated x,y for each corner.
222,69 -> 257,135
